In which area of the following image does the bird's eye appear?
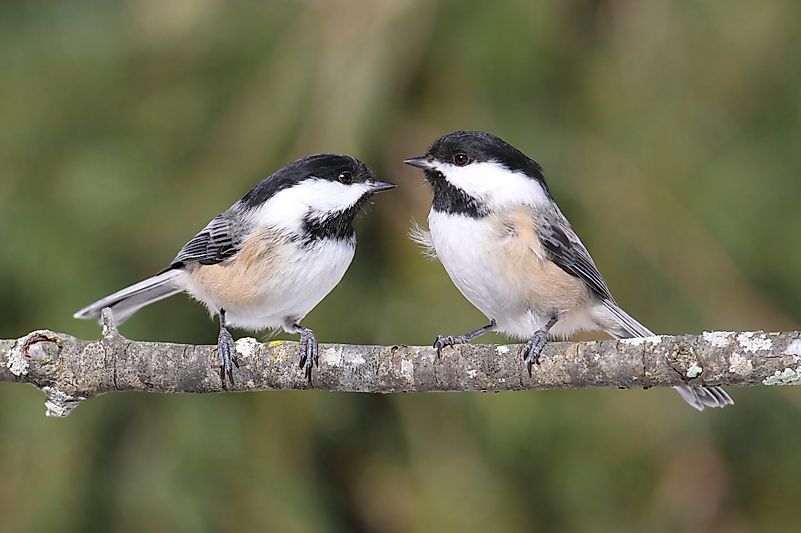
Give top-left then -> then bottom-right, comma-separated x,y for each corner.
338,171 -> 353,184
453,152 -> 471,166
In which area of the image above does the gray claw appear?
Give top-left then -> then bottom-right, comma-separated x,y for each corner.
433,335 -> 467,357
299,335 -> 308,369
298,329 -> 318,384
521,330 -> 549,377
217,327 -> 239,388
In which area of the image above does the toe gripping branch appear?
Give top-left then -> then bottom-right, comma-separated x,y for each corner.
433,320 -> 497,357
298,327 -> 318,384
520,317 -> 558,377
217,310 -> 239,389
520,331 -> 549,377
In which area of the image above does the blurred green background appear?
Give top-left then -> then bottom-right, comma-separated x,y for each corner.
2,1 -> 801,531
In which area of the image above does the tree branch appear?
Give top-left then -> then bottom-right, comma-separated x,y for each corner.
3,311 -> 800,416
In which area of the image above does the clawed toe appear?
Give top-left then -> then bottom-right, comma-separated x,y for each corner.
433,335 -> 466,357
433,335 -> 450,357
217,328 -> 238,389
520,331 -> 549,378
432,322 -> 496,358
298,329 -> 318,384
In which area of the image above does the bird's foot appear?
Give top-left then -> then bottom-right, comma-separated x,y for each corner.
298,328 -> 319,384
433,334 -> 470,357
520,330 -> 550,377
217,327 -> 239,389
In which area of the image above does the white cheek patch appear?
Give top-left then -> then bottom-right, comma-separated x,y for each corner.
433,161 -> 549,209
252,178 -> 370,229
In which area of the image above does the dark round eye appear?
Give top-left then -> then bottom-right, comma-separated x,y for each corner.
453,152 -> 470,166
338,171 -> 353,184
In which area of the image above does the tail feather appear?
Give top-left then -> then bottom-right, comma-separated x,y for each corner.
74,269 -> 183,325
600,300 -> 734,411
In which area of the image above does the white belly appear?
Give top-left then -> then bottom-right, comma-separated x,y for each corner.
252,239 -> 355,329
183,238 -> 355,331
428,211 -> 542,337
428,210 -> 598,339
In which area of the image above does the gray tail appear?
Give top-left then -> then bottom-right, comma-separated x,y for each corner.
74,269 -> 183,326
600,300 -> 734,411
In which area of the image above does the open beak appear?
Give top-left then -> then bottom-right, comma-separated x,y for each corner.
368,180 -> 396,193
403,155 -> 435,170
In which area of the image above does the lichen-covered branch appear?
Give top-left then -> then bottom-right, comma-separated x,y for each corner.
2,310 -> 801,417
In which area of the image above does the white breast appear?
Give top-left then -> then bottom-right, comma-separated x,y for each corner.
428,209 -> 600,339
244,239 -> 355,330
428,210 -> 538,337
184,236 -> 355,331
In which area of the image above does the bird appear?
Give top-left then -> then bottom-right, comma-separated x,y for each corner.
404,130 -> 733,411
74,154 -> 395,387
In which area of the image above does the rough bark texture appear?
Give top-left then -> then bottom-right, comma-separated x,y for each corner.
3,311 -> 801,416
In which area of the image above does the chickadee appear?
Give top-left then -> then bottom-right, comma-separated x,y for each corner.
405,131 -> 733,411
75,154 -> 395,386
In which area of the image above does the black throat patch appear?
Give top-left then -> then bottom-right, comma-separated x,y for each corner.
426,170 -> 489,218
300,202 -> 362,245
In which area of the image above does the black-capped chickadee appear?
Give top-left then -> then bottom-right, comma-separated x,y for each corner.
75,154 -> 395,386
405,131 -> 732,411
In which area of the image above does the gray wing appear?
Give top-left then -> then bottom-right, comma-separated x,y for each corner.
169,213 -> 243,268
536,214 -> 613,301
537,210 -> 662,338
535,214 -> 733,410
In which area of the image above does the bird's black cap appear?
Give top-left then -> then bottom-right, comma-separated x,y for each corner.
404,131 -> 549,217
242,154 -> 393,208
406,131 -> 546,184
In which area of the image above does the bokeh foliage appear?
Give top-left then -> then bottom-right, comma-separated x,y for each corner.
1,1 -> 800,531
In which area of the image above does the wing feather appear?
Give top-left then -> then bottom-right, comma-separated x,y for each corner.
170,213 -> 243,268
537,217 -> 612,300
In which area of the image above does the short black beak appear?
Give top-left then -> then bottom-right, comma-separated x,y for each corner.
368,180 -> 396,193
403,155 -> 434,170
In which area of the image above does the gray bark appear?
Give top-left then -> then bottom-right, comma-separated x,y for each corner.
2,310 -> 800,416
